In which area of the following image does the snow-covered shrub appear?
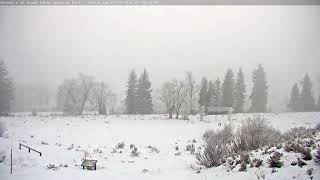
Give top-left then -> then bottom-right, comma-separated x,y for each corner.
314,149 -> 320,164
240,153 -> 250,164
267,151 -> 283,168
147,145 -> 160,153
196,132 -> 228,168
233,117 -> 282,152
47,164 -> 59,170
250,158 -> 263,168
186,144 -> 195,154
301,147 -> 312,161
307,168 -> 313,176
285,142 -> 312,160
0,121 -> 7,137
315,123 -> 320,131
238,162 -> 247,172
131,147 -> 139,157
284,127 -> 315,141
116,142 -> 125,149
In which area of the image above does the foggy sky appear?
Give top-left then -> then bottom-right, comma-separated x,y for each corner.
0,6 -> 320,111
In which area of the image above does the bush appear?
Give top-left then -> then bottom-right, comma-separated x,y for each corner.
116,142 -> 125,149
267,151 -> 283,168
233,117 -> 282,152
283,127 -> 315,141
251,158 -> 263,168
239,162 -> 247,172
131,147 -> 139,157
196,132 -> 228,168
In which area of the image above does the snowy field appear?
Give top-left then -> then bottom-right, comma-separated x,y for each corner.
0,112 -> 320,180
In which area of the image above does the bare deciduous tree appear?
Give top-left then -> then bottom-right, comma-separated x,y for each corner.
57,73 -> 95,115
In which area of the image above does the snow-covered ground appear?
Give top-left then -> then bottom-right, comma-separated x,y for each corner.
0,112 -> 319,180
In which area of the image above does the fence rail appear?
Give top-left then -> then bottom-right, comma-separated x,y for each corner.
19,143 -> 42,156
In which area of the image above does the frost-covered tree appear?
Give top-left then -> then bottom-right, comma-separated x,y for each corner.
288,83 -> 300,112
136,69 -> 153,114
222,69 -> 235,108
125,70 -> 138,114
207,80 -> 215,107
57,73 -> 95,115
234,68 -> 246,113
198,77 -> 208,110
0,60 -> 14,114
213,78 -> 222,107
183,71 -> 198,119
299,73 -> 315,112
250,64 -> 268,113
160,79 -> 185,119
90,82 -> 113,115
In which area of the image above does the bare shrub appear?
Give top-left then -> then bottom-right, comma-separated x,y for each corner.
251,158 -> 263,168
204,124 -> 233,145
283,127 -> 315,142
233,117 -> 282,152
196,131 -> 228,168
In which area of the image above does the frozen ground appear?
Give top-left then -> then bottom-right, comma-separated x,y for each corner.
0,112 -> 320,180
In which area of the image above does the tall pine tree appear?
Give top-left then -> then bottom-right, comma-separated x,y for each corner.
234,68 -> 246,113
0,60 -> 14,113
288,83 -> 300,112
198,77 -> 208,110
136,69 -> 153,114
207,80 -> 215,107
222,69 -> 235,108
125,69 -> 138,114
299,73 -> 315,112
213,78 -> 222,107
250,64 -> 268,113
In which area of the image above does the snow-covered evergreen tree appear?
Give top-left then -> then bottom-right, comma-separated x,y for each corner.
299,73 -> 315,112
213,78 -> 222,107
250,64 -> 268,113
125,69 -> 138,114
222,69 -> 235,108
288,83 -> 300,112
0,60 -> 14,114
207,80 -> 215,107
198,77 -> 208,111
234,68 -> 246,113
136,69 -> 153,114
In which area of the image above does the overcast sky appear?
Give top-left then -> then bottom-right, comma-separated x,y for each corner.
0,6 -> 319,111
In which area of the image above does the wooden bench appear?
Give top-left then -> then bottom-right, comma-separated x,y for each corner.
81,159 -> 97,170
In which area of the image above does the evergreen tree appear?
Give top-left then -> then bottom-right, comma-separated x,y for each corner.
125,69 -> 138,114
0,60 -> 14,114
222,69 -> 235,107
299,73 -> 315,112
136,69 -> 153,114
213,78 -> 222,107
198,77 -> 208,110
250,64 -> 268,113
207,80 -> 215,107
234,68 -> 246,113
287,83 -> 300,112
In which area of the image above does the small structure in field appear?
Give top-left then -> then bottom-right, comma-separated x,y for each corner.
207,107 -> 233,121
81,159 -> 97,170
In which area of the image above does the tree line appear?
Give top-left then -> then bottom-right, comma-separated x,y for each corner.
1,60 -> 320,116
288,73 -> 320,112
